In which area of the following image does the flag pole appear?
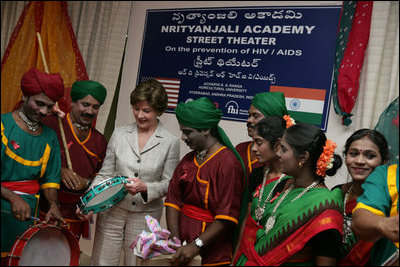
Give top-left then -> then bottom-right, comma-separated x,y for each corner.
36,32 -> 73,170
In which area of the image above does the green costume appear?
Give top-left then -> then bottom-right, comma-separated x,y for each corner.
1,113 -> 61,257
353,163 -> 399,265
235,177 -> 343,266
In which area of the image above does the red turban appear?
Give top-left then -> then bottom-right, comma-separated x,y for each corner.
21,68 -> 64,102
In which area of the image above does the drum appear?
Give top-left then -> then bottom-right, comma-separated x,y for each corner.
79,176 -> 130,215
6,223 -> 80,266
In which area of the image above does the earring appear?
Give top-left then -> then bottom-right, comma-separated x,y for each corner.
299,162 -> 304,168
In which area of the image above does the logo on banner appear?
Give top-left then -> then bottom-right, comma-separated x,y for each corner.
225,101 -> 239,115
155,78 -> 180,109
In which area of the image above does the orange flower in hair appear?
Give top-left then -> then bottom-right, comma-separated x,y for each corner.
316,139 -> 337,177
283,115 -> 295,128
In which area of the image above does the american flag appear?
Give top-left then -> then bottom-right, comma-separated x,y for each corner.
155,78 -> 180,109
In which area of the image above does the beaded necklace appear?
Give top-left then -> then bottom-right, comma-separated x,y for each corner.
196,140 -> 217,161
18,109 -> 39,132
254,168 -> 286,223
342,184 -> 353,243
264,180 -> 320,235
73,122 -> 90,131
196,150 -> 208,160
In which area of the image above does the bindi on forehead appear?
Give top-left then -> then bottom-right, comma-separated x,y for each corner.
349,148 -> 378,155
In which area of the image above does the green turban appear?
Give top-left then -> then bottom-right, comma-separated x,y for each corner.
175,97 -> 222,129
174,97 -> 242,169
252,91 -> 288,117
70,80 -> 107,105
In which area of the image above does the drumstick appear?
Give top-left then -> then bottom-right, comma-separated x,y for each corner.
1,210 -> 40,221
36,32 -> 73,170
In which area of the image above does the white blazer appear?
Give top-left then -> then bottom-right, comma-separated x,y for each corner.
91,121 -> 180,212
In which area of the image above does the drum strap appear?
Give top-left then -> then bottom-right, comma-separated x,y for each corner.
181,204 -> 214,223
2,180 -> 39,195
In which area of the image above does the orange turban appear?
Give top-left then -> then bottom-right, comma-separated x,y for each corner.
21,68 -> 64,102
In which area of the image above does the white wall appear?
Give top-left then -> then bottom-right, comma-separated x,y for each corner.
117,1 -> 353,189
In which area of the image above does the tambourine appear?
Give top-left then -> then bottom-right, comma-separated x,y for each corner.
79,176 -> 130,215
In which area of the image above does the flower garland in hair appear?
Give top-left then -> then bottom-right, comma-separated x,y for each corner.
283,115 -> 295,128
316,139 -> 337,177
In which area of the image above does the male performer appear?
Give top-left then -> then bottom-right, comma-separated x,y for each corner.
165,97 -> 246,265
41,80 -> 108,240
1,68 -> 66,263
235,91 -> 289,179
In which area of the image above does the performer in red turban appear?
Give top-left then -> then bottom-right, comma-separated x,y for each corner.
1,68 -> 66,264
20,68 -> 64,102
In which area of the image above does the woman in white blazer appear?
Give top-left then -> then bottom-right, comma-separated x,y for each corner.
89,79 -> 180,265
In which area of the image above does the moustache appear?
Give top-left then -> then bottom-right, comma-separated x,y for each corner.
82,113 -> 95,118
247,123 -> 255,129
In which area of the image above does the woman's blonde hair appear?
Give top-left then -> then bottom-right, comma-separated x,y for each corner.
130,79 -> 168,114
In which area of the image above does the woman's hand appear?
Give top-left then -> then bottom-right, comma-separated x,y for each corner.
124,177 -> 147,196
75,206 -> 93,221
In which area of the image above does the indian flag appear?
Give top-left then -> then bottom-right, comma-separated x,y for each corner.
270,85 -> 326,125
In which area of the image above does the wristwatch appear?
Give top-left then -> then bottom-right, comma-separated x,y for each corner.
194,238 -> 204,248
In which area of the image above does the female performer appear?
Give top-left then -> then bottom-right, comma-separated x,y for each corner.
233,116 -> 288,260
334,129 -> 389,265
235,122 -> 343,266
